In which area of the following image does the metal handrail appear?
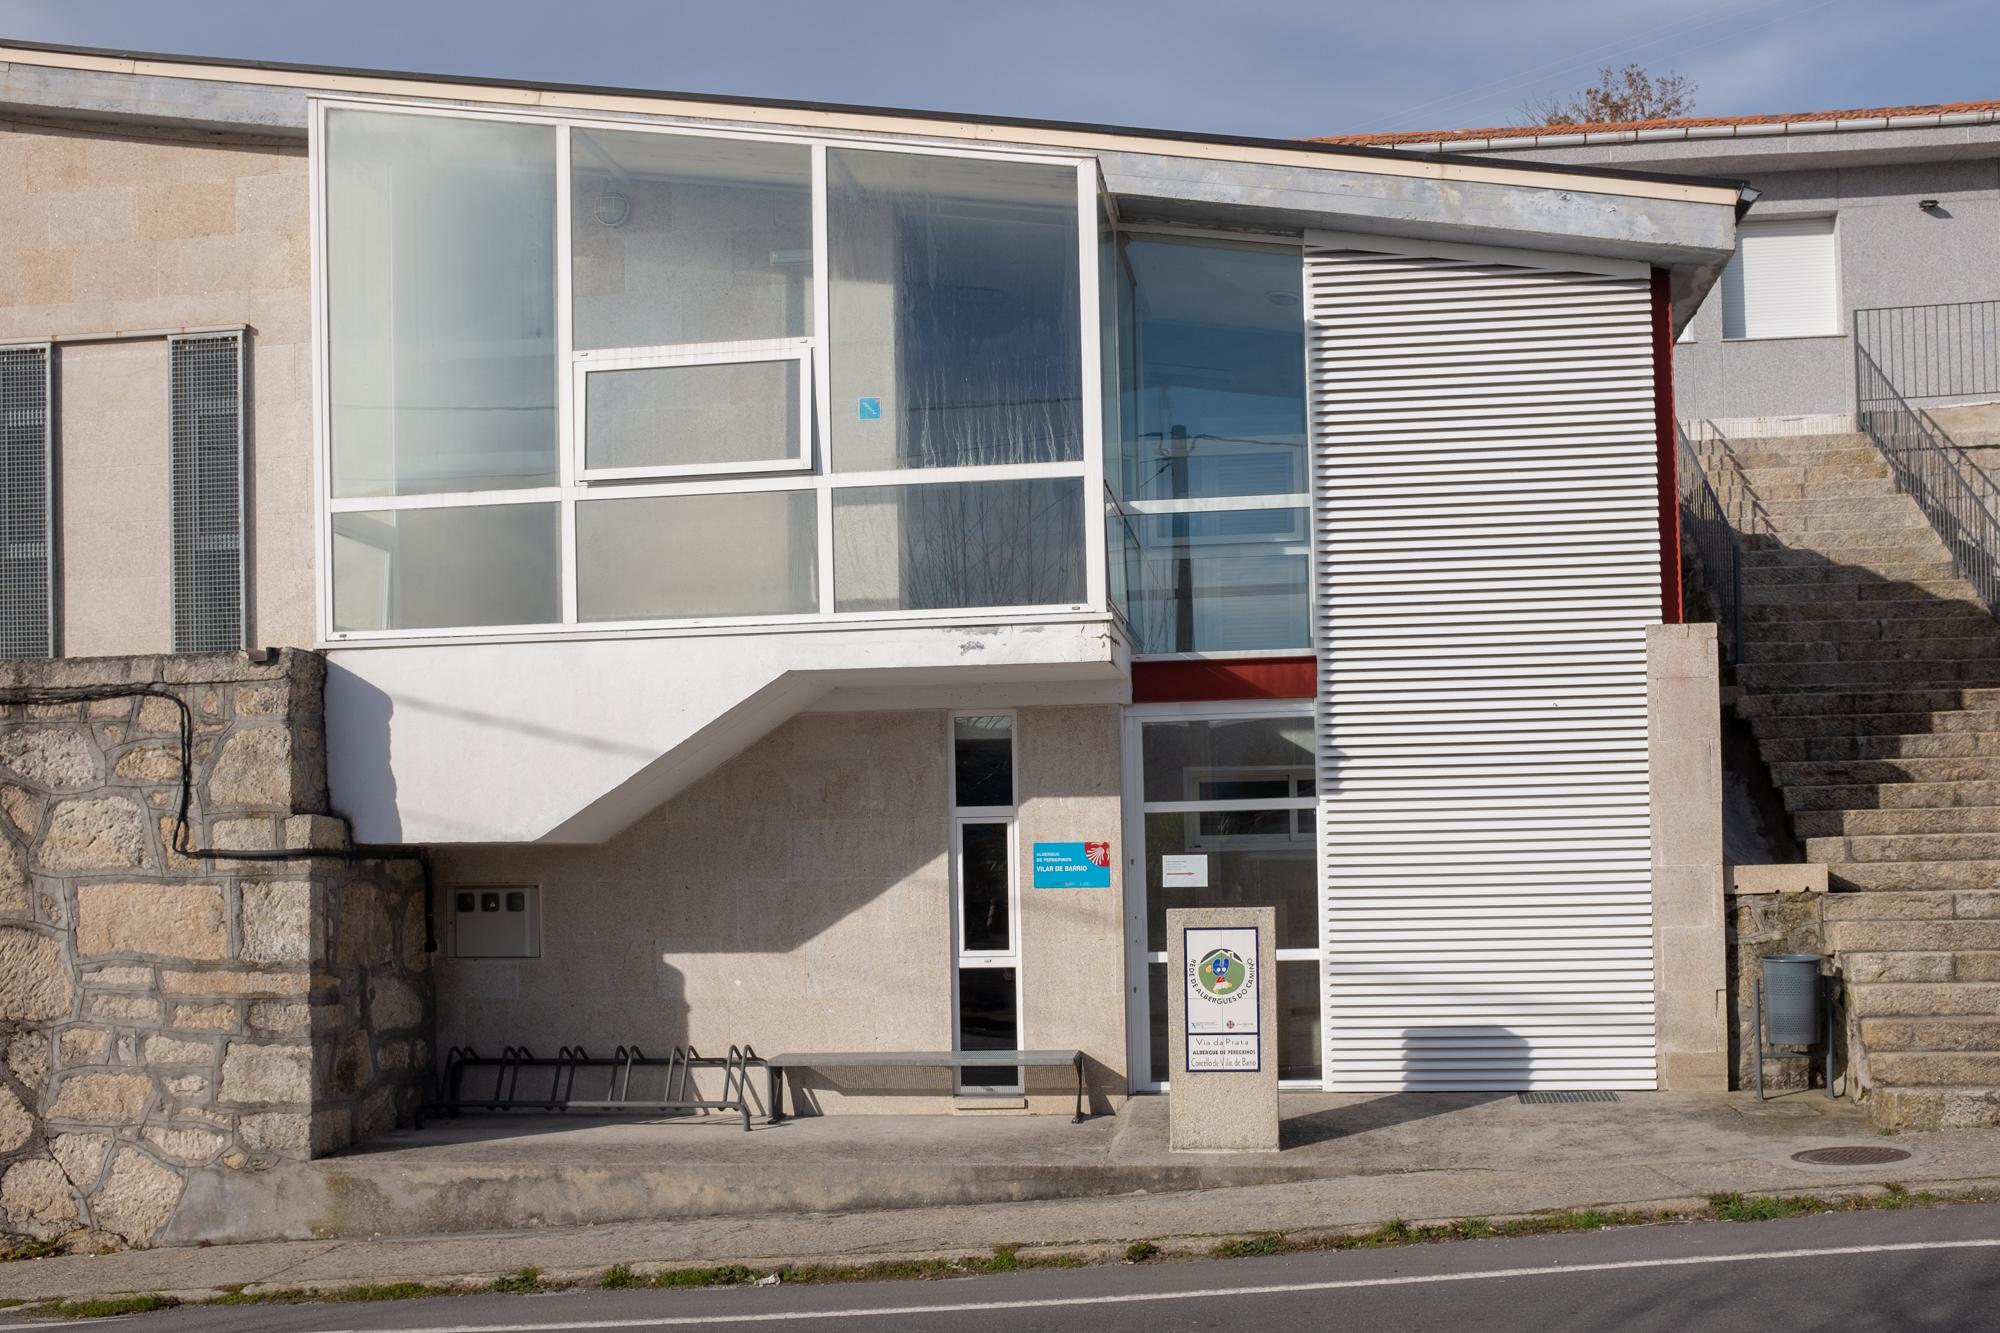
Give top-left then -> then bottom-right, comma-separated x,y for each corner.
1675,419 -> 1745,662
1854,299 -> 2000,402
1854,343 -> 2000,615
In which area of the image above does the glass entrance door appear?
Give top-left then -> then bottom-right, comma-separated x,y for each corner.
1123,704 -> 1321,1089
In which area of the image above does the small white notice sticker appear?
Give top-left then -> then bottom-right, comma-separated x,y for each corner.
1161,854 -> 1208,888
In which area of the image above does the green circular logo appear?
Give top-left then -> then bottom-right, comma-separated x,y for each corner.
1196,948 -> 1248,999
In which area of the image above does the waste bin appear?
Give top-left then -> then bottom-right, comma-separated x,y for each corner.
1761,954 -> 1824,1046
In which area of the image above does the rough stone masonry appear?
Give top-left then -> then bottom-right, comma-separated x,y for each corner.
0,651 -> 429,1250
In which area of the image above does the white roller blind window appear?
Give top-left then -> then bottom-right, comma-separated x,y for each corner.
1721,217 -> 1838,340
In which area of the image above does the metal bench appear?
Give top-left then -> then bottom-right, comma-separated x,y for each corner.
420,1043 -> 766,1131
764,1050 -> 1088,1123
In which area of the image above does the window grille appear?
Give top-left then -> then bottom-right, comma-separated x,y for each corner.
168,333 -> 245,653
0,344 -> 53,659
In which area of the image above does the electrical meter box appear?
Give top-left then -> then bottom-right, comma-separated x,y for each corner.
450,885 -> 540,958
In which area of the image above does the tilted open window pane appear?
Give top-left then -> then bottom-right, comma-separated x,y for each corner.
332,503 -> 560,632
581,357 -> 804,475
576,490 -> 816,621
827,148 -> 1082,472
326,111 -> 558,497
832,477 -> 1085,613
571,129 -> 812,350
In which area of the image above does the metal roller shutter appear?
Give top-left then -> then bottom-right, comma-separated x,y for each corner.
168,332 -> 246,653
1307,234 -> 1660,1091
0,344 -> 53,660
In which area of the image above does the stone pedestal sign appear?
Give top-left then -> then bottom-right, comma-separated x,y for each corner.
1167,906 -> 1278,1152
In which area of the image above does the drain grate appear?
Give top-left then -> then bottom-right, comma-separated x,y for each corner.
1518,1091 -> 1619,1105
1791,1146 -> 1912,1167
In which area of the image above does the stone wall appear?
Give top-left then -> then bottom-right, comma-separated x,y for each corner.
1726,891 -> 1836,1094
0,651 -> 428,1250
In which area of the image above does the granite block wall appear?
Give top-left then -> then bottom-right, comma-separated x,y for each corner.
0,650 -> 428,1250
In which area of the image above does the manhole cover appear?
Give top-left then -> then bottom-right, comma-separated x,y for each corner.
1791,1146 -> 1913,1166
1518,1091 -> 1618,1105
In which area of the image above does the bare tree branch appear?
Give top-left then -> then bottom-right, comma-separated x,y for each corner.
1516,64 -> 1698,127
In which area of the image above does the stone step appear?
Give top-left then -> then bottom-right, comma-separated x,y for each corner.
1754,503 -> 1933,529
1743,597 -> 1991,624
1767,534 -> 1948,559
1796,807 -> 2000,837
1740,543 -> 1948,567
1782,779 -> 2000,814
1738,687 -> 2000,719
1764,732 -> 2000,763
1730,470 -> 1894,494
1865,1053 -> 2000,1086
1738,659 -> 2000,690
1822,889 -> 2000,918
1727,473 -> 1895,497
1830,861 -> 2000,891
1851,981 -> 2000,1017
1739,577 -> 1971,603
1740,563 -> 1958,589
1749,615 -> 1999,643
1861,1016 -> 2000,1052
1756,711 -> 2000,742
1774,755 -> 2000,788
1868,1085 -> 2000,1128
1744,636 -> 2000,666
1843,951 -> 1998,983
1808,831 -> 2000,863
1724,444 -> 1882,471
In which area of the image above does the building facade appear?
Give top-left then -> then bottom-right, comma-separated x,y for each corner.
0,40 -> 1750,1239
1319,102 -> 2000,433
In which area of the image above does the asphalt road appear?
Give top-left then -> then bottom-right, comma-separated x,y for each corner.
13,1202 -> 2000,1332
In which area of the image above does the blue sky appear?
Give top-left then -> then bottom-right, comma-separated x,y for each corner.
0,0 -> 1989,140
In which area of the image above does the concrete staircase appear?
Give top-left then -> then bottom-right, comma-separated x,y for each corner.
1703,430 -> 2000,1129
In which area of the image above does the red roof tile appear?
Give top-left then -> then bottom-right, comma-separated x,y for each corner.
1312,99 -> 2000,147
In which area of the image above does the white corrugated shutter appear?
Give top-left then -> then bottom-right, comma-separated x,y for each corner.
1307,235 -> 1660,1091
1721,217 -> 1838,340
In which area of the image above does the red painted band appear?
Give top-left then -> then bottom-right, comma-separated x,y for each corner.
1131,656 -> 1317,703
1651,267 -> 1684,625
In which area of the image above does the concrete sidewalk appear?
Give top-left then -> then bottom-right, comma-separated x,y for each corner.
7,1090 -> 2000,1306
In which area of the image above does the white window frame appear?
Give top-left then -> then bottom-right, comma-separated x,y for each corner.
572,339 -> 816,482
948,710 -> 1025,1095
1179,765 -> 1315,849
1121,700 -> 1322,1093
309,99 -> 1107,647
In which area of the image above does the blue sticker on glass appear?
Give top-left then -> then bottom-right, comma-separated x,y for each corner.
857,396 -> 881,421
1032,842 -> 1111,888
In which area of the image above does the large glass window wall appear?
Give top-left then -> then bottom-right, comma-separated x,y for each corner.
319,107 -> 1102,639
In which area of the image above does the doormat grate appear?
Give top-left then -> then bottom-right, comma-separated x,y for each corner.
1518,1091 -> 1619,1104
1791,1146 -> 1912,1166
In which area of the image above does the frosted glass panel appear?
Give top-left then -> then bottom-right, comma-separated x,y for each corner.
326,111 -> 557,497
570,129 -> 811,350
584,360 -> 801,472
576,491 -> 816,621
332,504 -> 559,631
833,477 -> 1084,612
827,149 -> 1081,472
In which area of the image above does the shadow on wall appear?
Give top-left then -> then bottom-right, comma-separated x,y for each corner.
1283,1027 -> 1526,1148
325,662 -> 399,841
